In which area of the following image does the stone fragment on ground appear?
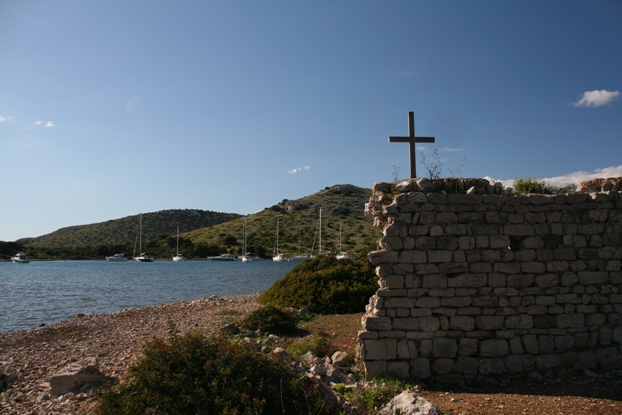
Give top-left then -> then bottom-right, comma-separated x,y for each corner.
50,358 -> 103,396
377,390 -> 442,415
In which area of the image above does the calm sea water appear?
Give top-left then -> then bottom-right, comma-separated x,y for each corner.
0,260 -> 298,333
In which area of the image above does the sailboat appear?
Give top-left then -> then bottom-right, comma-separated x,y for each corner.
133,214 -> 155,262
172,226 -> 186,262
290,222 -> 311,261
241,217 -> 253,262
272,218 -> 288,261
336,222 -> 352,260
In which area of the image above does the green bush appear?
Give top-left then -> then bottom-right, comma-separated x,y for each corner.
96,331 -> 337,415
512,178 -> 577,195
239,305 -> 298,335
258,256 -> 377,314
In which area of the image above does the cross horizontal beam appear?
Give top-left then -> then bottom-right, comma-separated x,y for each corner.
388,112 -> 435,178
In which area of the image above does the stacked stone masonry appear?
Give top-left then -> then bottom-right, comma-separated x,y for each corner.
358,179 -> 622,383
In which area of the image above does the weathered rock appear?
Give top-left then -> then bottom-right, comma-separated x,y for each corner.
49,358 -> 103,396
219,323 -> 240,335
331,350 -> 350,367
578,177 -> 622,193
377,390 -> 442,415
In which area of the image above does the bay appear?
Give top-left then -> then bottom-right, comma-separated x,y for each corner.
0,260 -> 297,333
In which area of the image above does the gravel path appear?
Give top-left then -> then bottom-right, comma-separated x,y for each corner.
0,293 -> 262,415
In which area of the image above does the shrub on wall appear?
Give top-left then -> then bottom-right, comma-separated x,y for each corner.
512,177 -> 576,195
258,256 -> 377,314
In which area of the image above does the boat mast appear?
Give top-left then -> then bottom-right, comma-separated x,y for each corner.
319,208 -> 322,255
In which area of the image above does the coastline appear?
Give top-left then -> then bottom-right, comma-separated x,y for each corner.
0,293 -> 263,414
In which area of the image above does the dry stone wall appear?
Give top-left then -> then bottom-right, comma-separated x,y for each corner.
358,178 -> 622,383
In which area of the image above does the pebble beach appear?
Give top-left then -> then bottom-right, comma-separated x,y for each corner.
0,293 -> 263,415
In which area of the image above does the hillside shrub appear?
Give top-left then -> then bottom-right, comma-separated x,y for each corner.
258,256 -> 377,314
96,331 -> 337,415
239,305 -> 298,335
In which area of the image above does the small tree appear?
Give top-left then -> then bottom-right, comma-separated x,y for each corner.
420,149 -> 465,180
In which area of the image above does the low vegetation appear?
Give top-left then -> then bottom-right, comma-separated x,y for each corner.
239,305 -> 299,335
258,256 -> 378,314
506,177 -> 576,195
96,330 -> 339,415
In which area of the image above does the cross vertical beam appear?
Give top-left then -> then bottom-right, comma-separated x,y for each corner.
388,111 -> 435,179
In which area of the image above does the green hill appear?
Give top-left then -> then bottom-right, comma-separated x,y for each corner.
25,209 -> 242,249
185,184 -> 380,259
15,184 -> 381,260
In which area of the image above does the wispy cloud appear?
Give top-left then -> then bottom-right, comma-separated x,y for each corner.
0,115 -> 13,122
439,147 -> 464,153
287,166 -> 311,174
26,120 -> 55,129
498,165 -> 622,189
572,90 -> 620,108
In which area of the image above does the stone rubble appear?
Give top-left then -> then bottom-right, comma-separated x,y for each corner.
0,294 -> 263,414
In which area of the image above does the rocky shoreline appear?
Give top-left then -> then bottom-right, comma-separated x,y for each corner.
0,293 -> 263,415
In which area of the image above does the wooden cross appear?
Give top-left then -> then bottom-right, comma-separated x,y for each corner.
388,111 -> 435,179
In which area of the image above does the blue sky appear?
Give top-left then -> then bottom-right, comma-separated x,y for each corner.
1,0 -> 621,242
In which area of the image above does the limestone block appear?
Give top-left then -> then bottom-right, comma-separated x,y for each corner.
368,250 -> 398,265
450,316 -> 474,331
405,275 -> 422,288
422,275 -> 448,288
479,339 -> 509,357
364,361 -> 387,379
419,339 -> 433,356
554,335 -> 575,351
383,275 -> 405,289
440,297 -> 472,307
556,314 -> 584,328
458,338 -> 478,356
428,250 -> 453,263
479,358 -> 507,375
509,337 -> 524,354
475,316 -> 504,330
364,339 -> 395,360
432,337 -> 458,358
507,274 -> 535,288
416,297 -> 441,308
419,317 -> 441,332
523,334 -> 538,355
432,358 -> 454,375
384,297 -> 415,308
574,351 -> 598,370
521,262 -> 546,273
380,236 -> 403,251
599,327 -> 612,346
535,274 -> 559,288
331,351 -> 350,367
595,347 -> 622,371
393,318 -> 419,331
561,271 -> 579,286
578,271 -> 609,285
50,358 -> 102,396
613,327 -> 622,345
363,316 -> 392,331
504,355 -> 534,373
454,356 -> 479,374
377,391 -> 442,415
447,273 -> 488,288
388,361 -> 410,379
585,313 -> 606,326
400,250 -> 427,264
534,354 -> 562,371
538,335 -> 555,354
411,357 -> 431,379
397,339 -> 411,359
